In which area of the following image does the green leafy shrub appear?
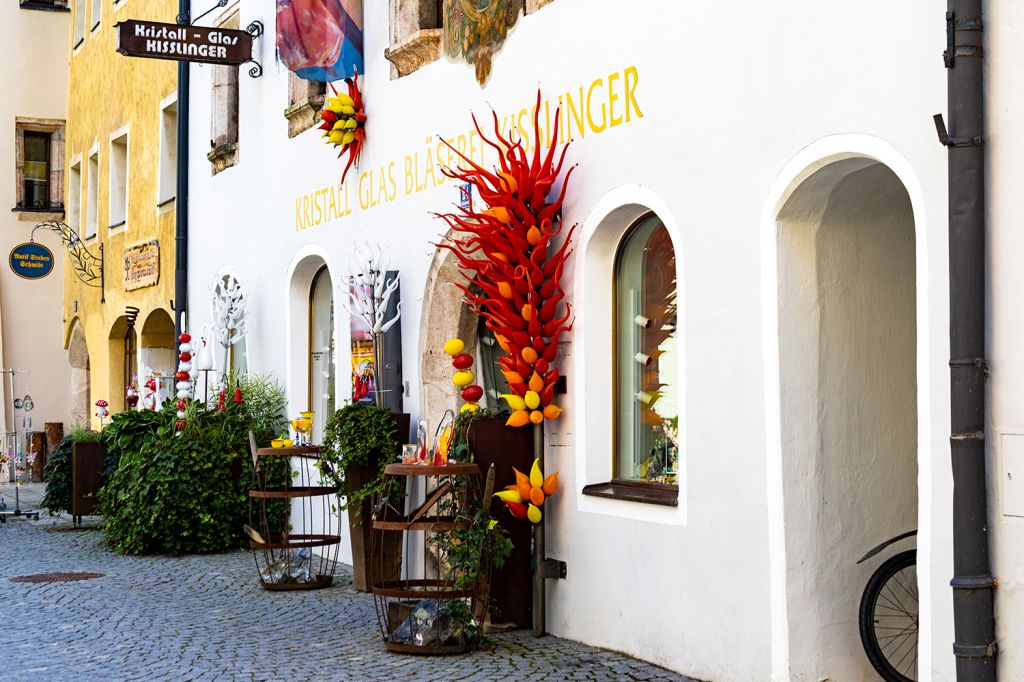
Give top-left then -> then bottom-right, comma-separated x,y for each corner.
41,435 -> 74,516
99,373 -> 288,555
100,405 -> 253,554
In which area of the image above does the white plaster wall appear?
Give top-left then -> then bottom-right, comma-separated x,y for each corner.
985,1 -> 1024,678
186,1 -> 953,679
777,160 -> 918,680
0,4 -> 71,433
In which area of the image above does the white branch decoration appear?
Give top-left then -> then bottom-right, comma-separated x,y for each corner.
210,271 -> 248,373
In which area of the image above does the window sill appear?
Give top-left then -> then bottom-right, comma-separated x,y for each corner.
581,480 -> 679,507
157,196 -> 175,208
108,221 -> 126,231
384,28 -> 442,78
12,206 -> 64,222
20,1 -> 70,11
207,142 -> 238,176
284,94 -> 326,138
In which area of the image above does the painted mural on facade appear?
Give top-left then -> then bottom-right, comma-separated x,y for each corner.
276,0 -> 364,81
443,0 -> 521,85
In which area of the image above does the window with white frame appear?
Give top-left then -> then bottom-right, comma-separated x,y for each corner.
85,150 -> 98,238
109,131 -> 128,228
73,0 -> 85,46
90,0 -> 100,30
68,159 -> 81,230
158,101 -> 177,205
614,214 -> 679,487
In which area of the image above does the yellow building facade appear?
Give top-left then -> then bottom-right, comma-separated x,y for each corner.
64,0 -> 178,423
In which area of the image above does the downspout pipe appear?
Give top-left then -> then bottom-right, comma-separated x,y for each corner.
174,0 -> 191,340
939,0 -> 997,677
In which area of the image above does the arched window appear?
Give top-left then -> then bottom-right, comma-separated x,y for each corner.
614,214 -> 679,486
124,325 -> 137,394
309,266 -> 336,443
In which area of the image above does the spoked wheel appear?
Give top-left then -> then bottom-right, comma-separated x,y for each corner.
859,549 -> 918,681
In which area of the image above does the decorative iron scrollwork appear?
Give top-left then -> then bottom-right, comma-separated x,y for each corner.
31,221 -> 105,302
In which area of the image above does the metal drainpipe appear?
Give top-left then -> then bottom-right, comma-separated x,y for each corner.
174,0 -> 191,340
940,0 -> 997,677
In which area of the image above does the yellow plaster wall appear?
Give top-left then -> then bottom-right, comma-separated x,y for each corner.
64,0 -> 177,424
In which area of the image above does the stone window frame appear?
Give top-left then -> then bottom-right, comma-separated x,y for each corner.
385,0 -> 444,79
12,117 -> 65,222
284,73 -> 326,139
385,1 -> 552,79
207,7 -> 240,175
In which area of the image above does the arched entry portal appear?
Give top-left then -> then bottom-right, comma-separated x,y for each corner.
140,309 -> 176,382
66,319 -> 90,427
776,158 -> 918,680
287,253 -> 337,445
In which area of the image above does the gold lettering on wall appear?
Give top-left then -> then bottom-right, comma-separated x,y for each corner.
294,65 -> 645,232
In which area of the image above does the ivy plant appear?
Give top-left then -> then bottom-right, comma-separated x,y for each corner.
317,402 -> 399,514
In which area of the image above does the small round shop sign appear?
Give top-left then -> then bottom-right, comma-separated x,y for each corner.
9,242 -> 54,280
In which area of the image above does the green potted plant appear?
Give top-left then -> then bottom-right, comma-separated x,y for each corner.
319,401 -> 408,591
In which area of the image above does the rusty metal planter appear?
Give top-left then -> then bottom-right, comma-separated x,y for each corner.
71,441 -> 105,522
371,463 -> 490,655
249,446 -> 340,591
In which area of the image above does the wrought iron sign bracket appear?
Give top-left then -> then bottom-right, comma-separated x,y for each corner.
31,221 -> 104,303
243,21 -> 264,78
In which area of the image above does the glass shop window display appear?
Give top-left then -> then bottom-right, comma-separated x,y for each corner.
614,214 -> 679,485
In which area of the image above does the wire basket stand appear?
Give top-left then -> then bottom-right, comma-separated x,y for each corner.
371,462 -> 493,654
248,435 -> 340,590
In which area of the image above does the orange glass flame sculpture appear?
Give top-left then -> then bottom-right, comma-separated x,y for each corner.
493,458 -> 559,524
435,91 -> 576,428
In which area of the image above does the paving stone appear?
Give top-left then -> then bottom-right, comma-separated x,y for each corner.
0,519 -> 696,681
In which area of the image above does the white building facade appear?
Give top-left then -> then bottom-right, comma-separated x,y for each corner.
183,0 -> 1024,679
0,1 -> 71,435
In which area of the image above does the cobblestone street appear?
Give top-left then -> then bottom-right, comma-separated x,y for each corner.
0,498 -> 693,682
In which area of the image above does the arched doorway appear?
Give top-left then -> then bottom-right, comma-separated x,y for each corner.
419,228 -> 503,421
287,253 -> 337,445
776,158 -> 918,679
309,265 -> 336,444
66,319 -> 90,427
140,309 -> 176,383
108,315 -> 138,413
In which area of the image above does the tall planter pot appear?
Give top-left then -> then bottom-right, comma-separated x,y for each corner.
71,441 -> 106,522
467,416 -> 535,629
346,411 -> 410,592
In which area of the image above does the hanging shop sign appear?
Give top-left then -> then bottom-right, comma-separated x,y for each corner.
277,0 -> 364,81
115,20 -> 253,65
9,242 -> 54,280
124,240 -> 160,291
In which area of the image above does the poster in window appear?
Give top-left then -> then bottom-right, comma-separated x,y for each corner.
349,280 -> 376,405
276,0 -> 364,81
443,0 -> 522,85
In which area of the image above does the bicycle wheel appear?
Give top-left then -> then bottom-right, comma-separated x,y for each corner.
859,549 -> 918,682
